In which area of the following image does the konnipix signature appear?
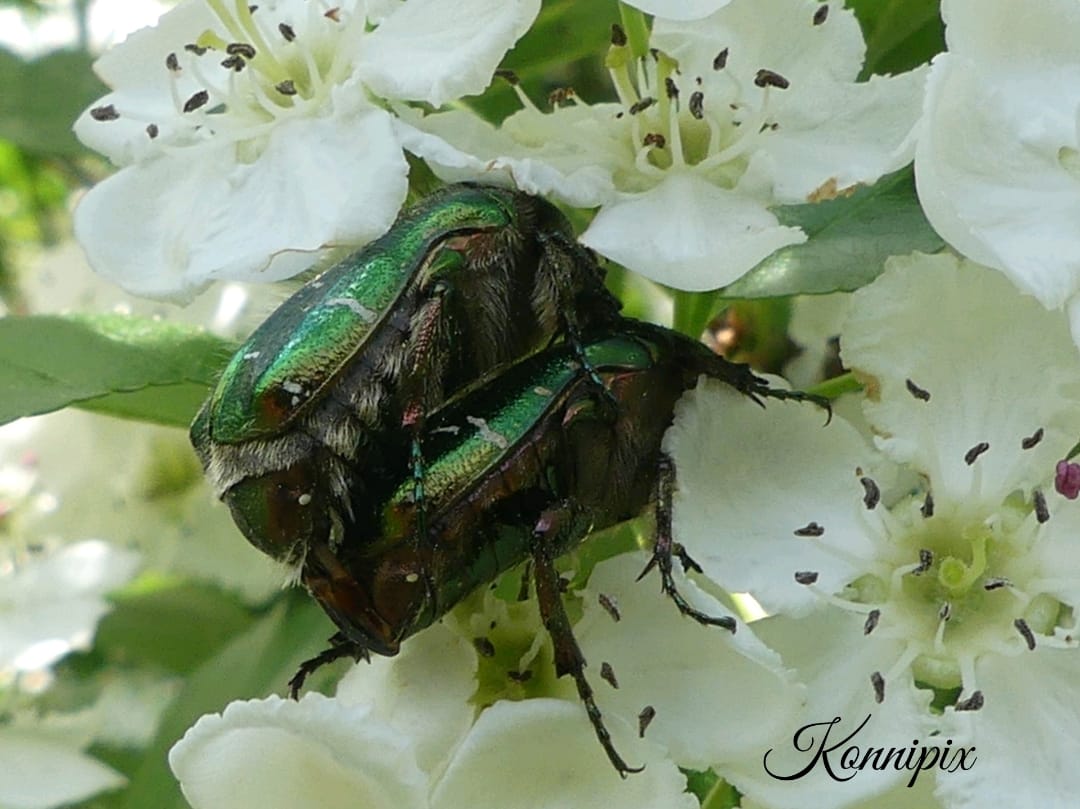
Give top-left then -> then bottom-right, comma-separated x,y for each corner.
764,715 -> 976,788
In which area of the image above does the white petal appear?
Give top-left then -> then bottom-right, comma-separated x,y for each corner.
335,622 -> 477,774
742,68 -> 926,203
654,0 -> 865,90
358,0 -> 539,107
841,253 -> 1080,505
581,173 -> 806,291
933,650 -> 1080,809
396,106 -> 620,208
169,696 -> 427,809
915,52 -> 1080,309
577,553 -> 802,769
74,111 -> 407,299
431,699 -> 696,809
724,612 -> 935,809
665,377 -> 873,616
623,0 -> 732,21
0,729 -> 124,809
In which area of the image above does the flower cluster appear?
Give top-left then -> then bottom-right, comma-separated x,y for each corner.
41,0 -> 1080,807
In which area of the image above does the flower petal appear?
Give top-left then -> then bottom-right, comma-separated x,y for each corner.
0,728 -> 124,809
915,0 -> 1080,310
841,253 -> 1080,505
933,649 -> 1080,809
431,699 -> 696,809
335,622 -> 477,774
724,612 -> 935,809
74,110 -> 407,299
623,0 -> 732,21
577,553 -> 802,769
665,377 -> 873,616
358,0 -> 539,107
169,696 -> 427,809
580,173 -> 806,291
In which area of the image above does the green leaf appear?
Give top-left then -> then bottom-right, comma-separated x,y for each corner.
721,168 -> 945,299
0,313 -> 234,427
0,47 -> 106,155
850,0 -> 944,77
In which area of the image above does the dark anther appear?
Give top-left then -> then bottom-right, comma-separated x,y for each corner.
860,477 -> 880,510
611,23 -> 627,47
665,76 -> 679,100
1021,427 -> 1044,450
221,55 -> 246,71
166,52 -> 180,71
276,80 -> 298,96
598,592 -> 621,622
754,69 -> 790,89
863,609 -> 880,635
643,132 -> 666,149
984,577 -> 1010,591
913,549 -> 933,575
638,705 -> 656,738
794,521 -> 824,537
184,43 -> 209,55
146,123 -> 159,138
249,4 -> 258,11
939,602 -> 952,621
649,47 -> 659,61
226,42 -> 257,59
955,691 -> 984,711
794,570 -> 819,585
713,48 -> 729,70
183,90 -> 210,113
964,442 -> 990,465
600,661 -> 619,689
628,97 -> 656,115
689,91 -> 704,119
905,378 -> 931,401
1014,618 -> 1037,650
813,4 -> 829,25
279,22 -> 296,41
324,7 -> 341,21
472,636 -> 496,658
1034,489 -> 1050,523
90,104 -> 120,122
870,671 -> 885,703
921,492 -> 935,518
494,68 -> 519,85
507,669 -> 533,683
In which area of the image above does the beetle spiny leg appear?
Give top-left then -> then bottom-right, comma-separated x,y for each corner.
288,634 -> 369,698
642,453 -> 736,632
530,504 -> 643,777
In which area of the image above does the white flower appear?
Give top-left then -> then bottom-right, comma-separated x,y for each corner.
170,552 -> 802,804
73,0 -> 539,300
401,0 -> 924,291
915,0 -> 1080,347
666,253 -> 1080,808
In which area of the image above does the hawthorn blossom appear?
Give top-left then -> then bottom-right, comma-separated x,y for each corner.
170,553 -> 802,805
73,0 -> 538,300
666,252 -> 1080,808
915,0 -> 1080,348
402,0 -> 924,290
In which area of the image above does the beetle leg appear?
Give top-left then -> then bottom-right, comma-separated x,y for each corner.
288,632 -> 370,698
536,231 -> 621,409
638,453 -> 737,633
530,503 -> 643,777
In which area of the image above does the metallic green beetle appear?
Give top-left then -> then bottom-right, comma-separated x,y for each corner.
289,319 -> 820,775
191,184 -> 621,567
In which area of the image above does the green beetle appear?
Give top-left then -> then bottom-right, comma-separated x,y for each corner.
191,184 -> 621,565
290,319 -> 821,775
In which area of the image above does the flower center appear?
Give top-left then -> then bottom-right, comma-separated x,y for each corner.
796,432 -> 1077,711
